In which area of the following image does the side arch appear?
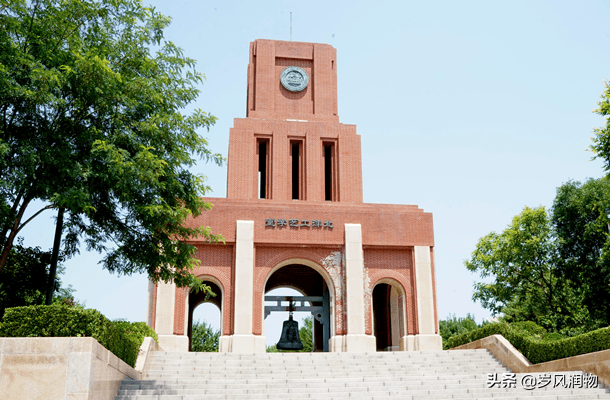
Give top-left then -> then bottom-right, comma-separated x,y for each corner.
186,275 -> 225,351
371,277 -> 408,351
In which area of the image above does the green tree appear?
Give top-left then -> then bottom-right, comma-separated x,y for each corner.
590,79 -> 610,171
299,315 -> 313,352
0,239 -> 76,317
190,320 -> 219,352
0,0 -> 222,290
465,206 -> 587,332
439,314 -> 481,344
552,178 -> 610,330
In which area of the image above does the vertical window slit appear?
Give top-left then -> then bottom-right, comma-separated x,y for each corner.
258,139 -> 269,199
291,142 -> 300,200
323,142 -> 336,201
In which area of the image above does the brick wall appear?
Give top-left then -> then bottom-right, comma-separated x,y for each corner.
171,245 -> 235,336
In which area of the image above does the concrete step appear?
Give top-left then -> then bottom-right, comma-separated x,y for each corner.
116,391 -> 608,400
115,350 -> 609,400
143,364 -> 507,373
145,350 -> 494,360
145,360 -> 504,367
117,386 -> 610,396
146,353 -> 495,359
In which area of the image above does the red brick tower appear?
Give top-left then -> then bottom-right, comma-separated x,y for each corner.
148,39 -> 442,353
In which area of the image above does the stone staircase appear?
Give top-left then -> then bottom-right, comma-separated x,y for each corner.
115,349 -> 609,399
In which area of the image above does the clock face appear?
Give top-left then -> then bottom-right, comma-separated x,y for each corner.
280,66 -> 309,92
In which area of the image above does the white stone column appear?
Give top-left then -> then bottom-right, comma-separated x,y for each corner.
413,246 -> 442,350
390,287 -> 400,351
147,279 -> 154,327
342,223 -> 376,352
155,280 -> 188,352
229,220 -> 265,352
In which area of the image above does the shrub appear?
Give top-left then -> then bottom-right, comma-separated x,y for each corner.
113,320 -> 158,343
113,320 -> 159,364
509,321 -> 547,336
445,322 -> 610,364
0,304 -> 157,367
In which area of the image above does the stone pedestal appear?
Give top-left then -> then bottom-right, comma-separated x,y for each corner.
158,335 -> 189,352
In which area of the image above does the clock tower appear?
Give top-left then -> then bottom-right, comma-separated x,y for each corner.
149,39 -> 442,354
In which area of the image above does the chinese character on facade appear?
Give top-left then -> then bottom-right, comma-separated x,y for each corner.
267,218 -> 332,229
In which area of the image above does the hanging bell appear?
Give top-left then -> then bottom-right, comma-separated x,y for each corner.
276,313 -> 303,350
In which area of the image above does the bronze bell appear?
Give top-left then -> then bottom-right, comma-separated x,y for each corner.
276,313 -> 303,350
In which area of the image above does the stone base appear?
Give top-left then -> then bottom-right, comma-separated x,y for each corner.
329,335 -> 343,352
400,335 -> 415,351
221,334 -> 266,353
416,334 -> 443,350
400,334 -> 443,351
158,334 -> 189,352
218,335 -> 232,353
329,335 -> 376,352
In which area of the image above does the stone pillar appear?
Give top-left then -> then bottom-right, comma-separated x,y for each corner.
390,287 -> 400,351
155,280 -> 188,352
227,220 -> 266,352
147,280 -> 154,327
341,223 -> 376,352
412,246 -> 442,350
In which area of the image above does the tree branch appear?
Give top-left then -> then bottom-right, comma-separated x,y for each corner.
0,194 -> 32,272
0,188 -> 25,242
15,204 -> 54,235
24,0 -> 41,53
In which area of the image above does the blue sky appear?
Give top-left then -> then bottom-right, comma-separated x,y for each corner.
19,0 -> 610,344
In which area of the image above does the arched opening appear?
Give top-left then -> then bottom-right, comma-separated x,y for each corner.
372,281 -> 405,351
264,287 -> 311,350
187,279 -> 222,352
263,263 -> 333,352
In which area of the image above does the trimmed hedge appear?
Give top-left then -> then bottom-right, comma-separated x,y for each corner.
0,304 -> 157,367
113,320 -> 159,366
445,322 -> 610,364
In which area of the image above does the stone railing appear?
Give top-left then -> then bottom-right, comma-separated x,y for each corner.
0,336 -> 159,400
452,334 -> 610,387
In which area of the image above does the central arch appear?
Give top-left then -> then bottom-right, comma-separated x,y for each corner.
262,258 -> 336,351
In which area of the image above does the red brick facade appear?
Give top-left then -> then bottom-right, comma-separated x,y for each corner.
152,39 -> 438,350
